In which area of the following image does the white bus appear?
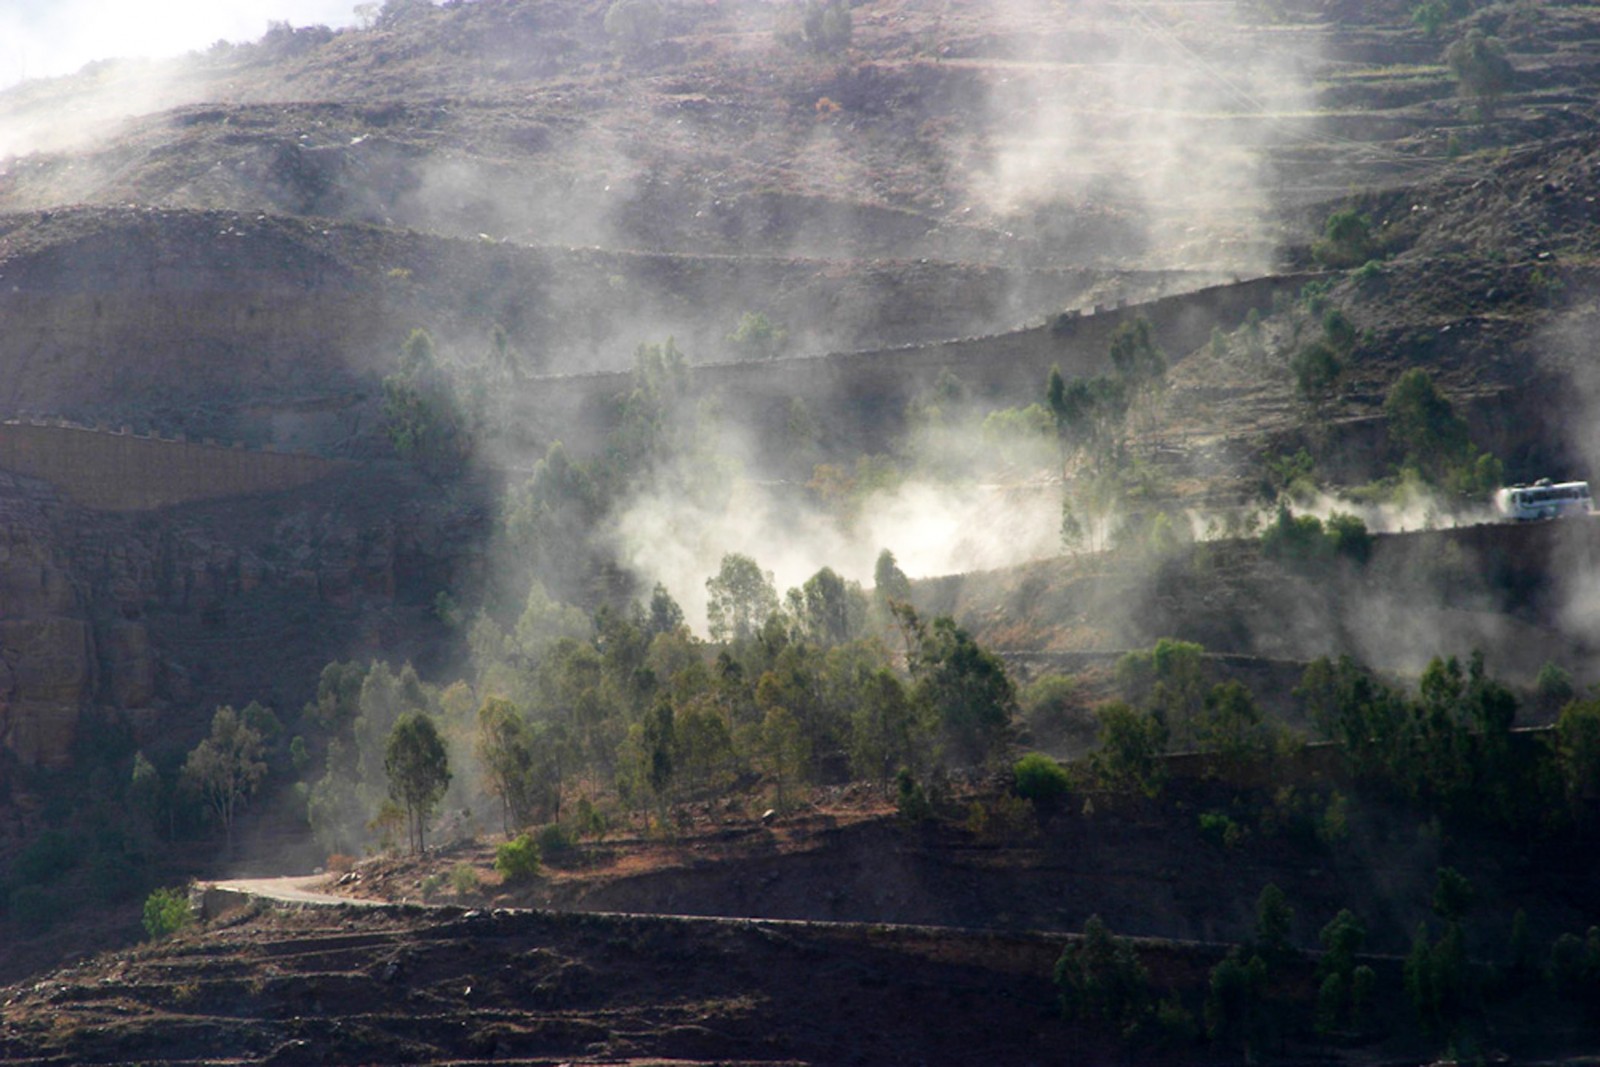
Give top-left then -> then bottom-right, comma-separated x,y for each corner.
1495,479 -> 1593,521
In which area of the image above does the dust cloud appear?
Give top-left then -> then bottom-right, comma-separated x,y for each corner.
971,0 -> 1315,274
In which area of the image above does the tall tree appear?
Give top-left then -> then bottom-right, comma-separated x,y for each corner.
913,616 -> 1016,766
476,698 -> 554,835
182,705 -> 268,856
385,712 -> 451,854
380,328 -> 473,470
706,553 -> 779,643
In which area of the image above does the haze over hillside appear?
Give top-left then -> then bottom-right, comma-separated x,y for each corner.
3,2 -> 1600,1062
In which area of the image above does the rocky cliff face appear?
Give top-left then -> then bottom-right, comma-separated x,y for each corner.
0,463 -> 484,769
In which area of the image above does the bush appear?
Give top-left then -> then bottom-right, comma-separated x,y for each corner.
967,792 -> 1037,843
142,886 -> 193,941
1199,811 -> 1247,849
1312,209 -> 1375,268
1261,506 -> 1370,567
449,863 -> 481,895
495,834 -> 541,884
895,768 -> 934,823
1326,512 -> 1372,562
1292,340 -> 1343,405
535,822 -> 575,858
1013,752 -> 1072,804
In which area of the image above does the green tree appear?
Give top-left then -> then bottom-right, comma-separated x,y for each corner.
385,712 -> 451,854
1108,315 -> 1167,387
182,705 -> 268,855
1205,948 -> 1269,1056
142,887 -> 193,941
1536,660 -> 1575,716
1313,208 -> 1375,268
647,582 -> 686,636
1196,680 -> 1267,769
1291,339 -> 1343,408
495,833 -> 541,883
1253,883 -> 1296,966
476,698 -> 556,834
793,566 -> 867,647
850,667 -> 922,784
1116,638 -> 1206,741
1555,697 -> 1600,816
706,553 -> 779,643
1090,702 -> 1168,796
912,616 -> 1016,766
755,706 -> 809,810
1386,369 -> 1468,473
1411,0 -> 1459,36
1013,752 -> 1072,805
871,548 -> 914,631
728,311 -> 788,359
380,328 -> 473,469
1054,915 -> 1153,1036
129,751 -> 163,840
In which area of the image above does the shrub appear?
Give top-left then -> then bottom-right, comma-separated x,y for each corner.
419,873 -> 445,901
535,822 -> 575,858
1291,340 -> 1342,405
895,767 -> 934,823
495,834 -> 541,884
142,886 -> 194,941
967,792 -> 1037,842
1260,504 -> 1328,562
1019,673 -> 1091,740
1312,209 -> 1374,268
1325,513 -> 1372,563
575,795 -> 610,841
449,862 -> 482,895
1199,811 -> 1246,849
1013,752 -> 1072,804
1261,506 -> 1370,567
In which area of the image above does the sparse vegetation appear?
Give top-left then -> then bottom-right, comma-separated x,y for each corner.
495,833 -> 542,884
142,887 -> 193,941
8,0 -> 1600,1059
1012,752 -> 1072,804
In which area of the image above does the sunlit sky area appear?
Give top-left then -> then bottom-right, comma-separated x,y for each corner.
0,0 -> 362,87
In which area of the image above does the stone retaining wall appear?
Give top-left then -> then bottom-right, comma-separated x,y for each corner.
0,421 -> 342,510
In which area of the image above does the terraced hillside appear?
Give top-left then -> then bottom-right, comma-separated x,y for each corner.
4,1 -> 1600,1055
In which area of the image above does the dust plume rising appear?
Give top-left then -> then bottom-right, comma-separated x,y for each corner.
971,0 -> 1316,274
